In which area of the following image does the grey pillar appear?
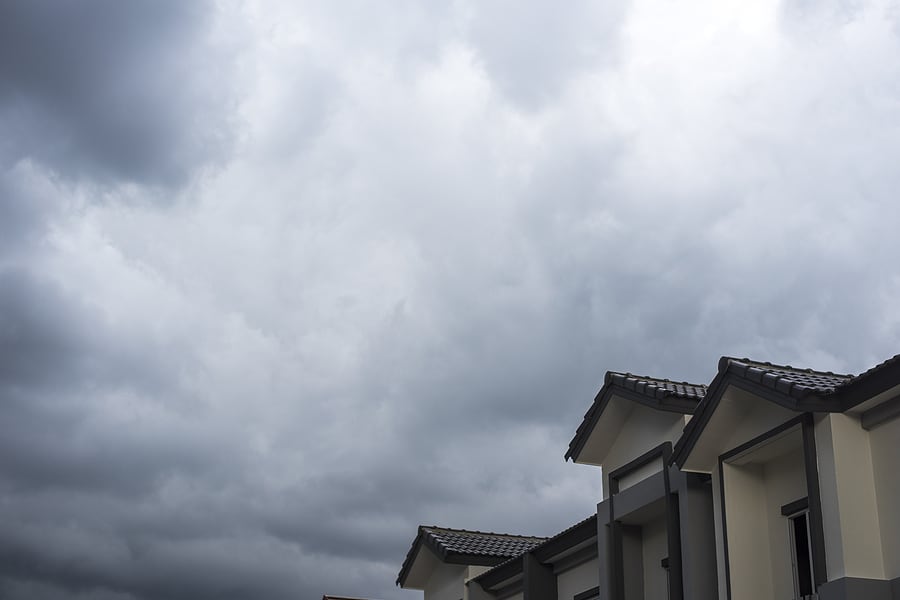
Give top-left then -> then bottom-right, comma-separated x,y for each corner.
621,525 -> 643,600
597,499 -> 611,600
524,552 -> 557,600
677,473 -> 719,600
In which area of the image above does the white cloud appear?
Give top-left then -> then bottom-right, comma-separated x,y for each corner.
3,1 -> 900,598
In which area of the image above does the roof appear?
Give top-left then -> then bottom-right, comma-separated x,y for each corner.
421,526 -> 547,558
396,525 -> 548,587
672,355 -> 891,467
471,515 -> 597,589
835,352 -> 900,405
565,371 -> 706,462
606,372 -> 707,401
717,357 -> 852,398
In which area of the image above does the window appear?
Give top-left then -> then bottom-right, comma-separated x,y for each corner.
787,510 -> 815,600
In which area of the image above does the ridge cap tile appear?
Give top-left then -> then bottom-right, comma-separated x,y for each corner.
723,356 -> 854,397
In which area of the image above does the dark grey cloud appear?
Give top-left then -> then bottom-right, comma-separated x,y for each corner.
3,1 -> 900,600
0,0 -> 237,187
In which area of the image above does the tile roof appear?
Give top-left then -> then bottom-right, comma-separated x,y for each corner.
673,356 -> 865,468
396,525 -> 547,587
847,354 -> 900,387
471,514 -> 598,587
607,372 -> 707,400
565,371 -> 706,461
720,357 -> 853,399
421,526 -> 548,558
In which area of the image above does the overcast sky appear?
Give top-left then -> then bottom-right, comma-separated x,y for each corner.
2,0 -> 900,598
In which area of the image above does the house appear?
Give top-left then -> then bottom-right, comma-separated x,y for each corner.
467,515 -> 599,600
565,372 -> 719,600
396,353 -> 900,600
673,356 -> 900,600
396,526 -> 548,600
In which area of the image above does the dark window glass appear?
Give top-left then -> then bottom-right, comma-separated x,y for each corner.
791,513 -> 813,597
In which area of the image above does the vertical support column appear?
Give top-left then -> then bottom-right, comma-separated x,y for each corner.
665,492 -> 684,600
620,525 -> 644,600
597,499 -> 612,600
815,412 -> 886,584
676,472 -> 719,600
523,552 -> 557,600
608,471 -> 622,600
609,520 -> 624,600
663,451 -> 684,600
802,414 -> 828,589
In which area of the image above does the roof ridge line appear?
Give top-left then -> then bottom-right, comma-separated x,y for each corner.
609,371 -> 708,388
423,525 -> 548,539
724,356 -> 853,378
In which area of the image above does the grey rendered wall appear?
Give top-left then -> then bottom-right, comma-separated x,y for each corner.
678,474 -> 719,600
556,558 -> 599,600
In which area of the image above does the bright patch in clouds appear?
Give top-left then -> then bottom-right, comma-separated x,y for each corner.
2,1 -> 899,598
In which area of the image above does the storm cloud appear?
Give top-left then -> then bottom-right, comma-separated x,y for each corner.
0,0 -> 237,186
2,0 -> 900,599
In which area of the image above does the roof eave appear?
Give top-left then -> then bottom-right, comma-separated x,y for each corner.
835,353 -> 900,409
673,358 -> 844,468
395,528 -> 427,587
567,377 -> 702,463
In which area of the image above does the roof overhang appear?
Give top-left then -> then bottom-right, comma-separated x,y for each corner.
396,530 -> 439,590
675,383 -> 799,472
673,357 -> 850,470
836,353 -> 900,412
566,372 -> 702,464
397,527 -> 545,589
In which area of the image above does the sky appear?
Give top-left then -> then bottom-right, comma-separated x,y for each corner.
2,0 -> 900,598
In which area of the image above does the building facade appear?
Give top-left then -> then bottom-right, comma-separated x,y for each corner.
396,354 -> 900,600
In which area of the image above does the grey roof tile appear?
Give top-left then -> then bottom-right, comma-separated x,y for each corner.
422,526 -> 547,558
673,355 -> 869,467
722,357 -> 853,398
607,372 -> 707,400
565,371 -> 706,461
842,352 -> 900,389
396,525 -> 547,587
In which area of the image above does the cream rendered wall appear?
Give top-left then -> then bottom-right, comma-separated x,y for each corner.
701,401 -> 807,599
601,407 -> 687,498
684,388 -> 796,473
816,413 -> 885,581
618,460 -> 663,492
425,563 -> 467,600
720,444 -> 807,600
870,415 -> 900,579
722,462 -> 774,600
718,402 -> 796,466
763,449 -> 807,599
641,516 -> 668,600
556,558 -> 599,600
